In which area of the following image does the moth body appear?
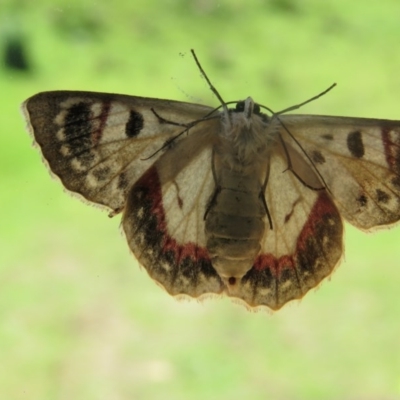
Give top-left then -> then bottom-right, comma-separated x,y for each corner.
205,97 -> 273,285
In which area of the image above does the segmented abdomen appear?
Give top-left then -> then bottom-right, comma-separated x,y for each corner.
205,167 -> 266,280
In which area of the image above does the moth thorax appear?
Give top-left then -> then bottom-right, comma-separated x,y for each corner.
220,117 -> 270,167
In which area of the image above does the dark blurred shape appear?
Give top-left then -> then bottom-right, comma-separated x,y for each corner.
3,34 -> 31,72
269,0 -> 300,14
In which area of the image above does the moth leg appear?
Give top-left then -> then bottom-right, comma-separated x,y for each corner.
277,124 -> 328,191
204,186 -> 221,221
260,163 -> 273,230
276,131 -> 321,190
277,131 -> 294,174
204,149 -> 220,220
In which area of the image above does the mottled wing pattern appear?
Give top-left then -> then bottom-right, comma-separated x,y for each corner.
280,115 -> 400,229
23,91 -> 214,213
233,150 -> 343,309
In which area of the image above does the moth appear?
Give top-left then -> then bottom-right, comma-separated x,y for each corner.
23,50 -> 400,310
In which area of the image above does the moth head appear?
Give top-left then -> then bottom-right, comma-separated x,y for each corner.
235,97 -> 261,119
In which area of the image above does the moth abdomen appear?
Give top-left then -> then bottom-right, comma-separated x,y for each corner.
205,210 -> 264,240
205,185 -> 266,281
206,234 -> 261,281
206,236 -> 261,259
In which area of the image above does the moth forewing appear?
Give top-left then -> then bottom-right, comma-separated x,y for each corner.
23,91 -> 215,213
280,114 -> 400,230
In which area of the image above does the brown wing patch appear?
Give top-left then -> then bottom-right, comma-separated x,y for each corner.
123,166 -> 224,297
233,191 -> 342,310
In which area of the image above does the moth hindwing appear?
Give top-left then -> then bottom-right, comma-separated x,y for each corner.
23,55 -> 400,310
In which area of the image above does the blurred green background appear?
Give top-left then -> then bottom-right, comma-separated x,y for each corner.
1,0 -> 400,399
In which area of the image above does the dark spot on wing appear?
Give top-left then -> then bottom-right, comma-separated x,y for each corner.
376,189 -> 390,203
92,166 -> 110,181
311,150 -> 326,164
126,110 -> 144,137
118,172 -> 129,190
64,102 -> 92,137
321,134 -> 333,140
391,176 -> 400,189
347,131 -> 364,158
357,194 -> 368,207
63,102 -> 95,165
64,102 -> 92,142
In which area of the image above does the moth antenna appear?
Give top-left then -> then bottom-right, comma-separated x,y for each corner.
275,83 -> 337,115
141,108 -> 221,161
190,49 -> 229,116
140,126 -> 189,160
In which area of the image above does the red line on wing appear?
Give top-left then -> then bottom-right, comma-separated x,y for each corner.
381,127 -> 400,171
139,166 -> 210,263
253,254 -> 295,275
296,191 -> 336,251
91,101 -> 111,145
254,191 -> 336,277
